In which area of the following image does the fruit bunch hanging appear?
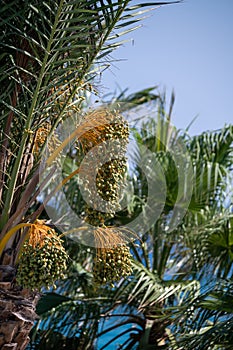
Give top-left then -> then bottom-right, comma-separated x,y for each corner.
76,109 -> 133,286
17,220 -> 68,290
93,243 -> 132,286
78,109 -> 129,226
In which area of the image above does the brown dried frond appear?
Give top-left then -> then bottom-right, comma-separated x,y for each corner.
15,35 -> 43,84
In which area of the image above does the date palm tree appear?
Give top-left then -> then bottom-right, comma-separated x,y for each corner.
0,1 -> 178,348
27,91 -> 233,349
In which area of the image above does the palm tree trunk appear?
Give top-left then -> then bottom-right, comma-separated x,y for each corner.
0,266 -> 39,350
138,317 -> 169,349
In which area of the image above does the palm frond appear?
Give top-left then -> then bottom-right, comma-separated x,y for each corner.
29,298 -> 101,350
187,125 -> 233,211
181,212 -> 233,280
0,0 -> 174,231
174,280 -> 233,350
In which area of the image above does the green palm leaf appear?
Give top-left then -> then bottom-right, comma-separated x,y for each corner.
0,0 -> 176,230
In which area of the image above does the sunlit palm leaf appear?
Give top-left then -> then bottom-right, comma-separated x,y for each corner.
1,0 -> 173,230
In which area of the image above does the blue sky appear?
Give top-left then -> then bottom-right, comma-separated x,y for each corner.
100,0 -> 233,135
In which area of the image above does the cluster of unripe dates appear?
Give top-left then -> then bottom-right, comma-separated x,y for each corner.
17,222 -> 68,291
